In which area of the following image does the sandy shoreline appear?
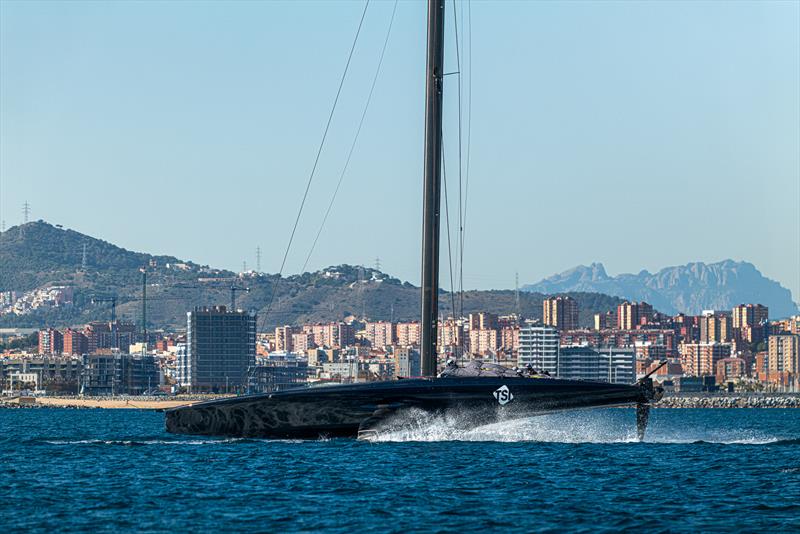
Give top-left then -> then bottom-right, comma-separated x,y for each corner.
1,395 -> 233,410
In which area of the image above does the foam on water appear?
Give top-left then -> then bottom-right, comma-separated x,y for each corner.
29,410 -> 793,446
37,437 -> 308,446
363,408 -> 788,444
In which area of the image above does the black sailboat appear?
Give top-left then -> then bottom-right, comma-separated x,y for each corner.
165,0 -> 662,441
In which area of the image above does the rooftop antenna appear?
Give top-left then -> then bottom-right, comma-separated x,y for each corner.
256,246 -> 262,273
515,272 -> 520,316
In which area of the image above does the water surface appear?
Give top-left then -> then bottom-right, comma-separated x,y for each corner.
1,408 -> 798,532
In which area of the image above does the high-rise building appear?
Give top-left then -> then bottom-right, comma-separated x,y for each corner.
395,321 -> 421,346
364,321 -> 394,348
337,322 -> 356,347
732,304 -> 769,343
767,335 -> 799,379
679,342 -> 731,377
674,314 -> 700,342
291,332 -> 315,353
301,322 -> 352,348
438,318 -> 464,355
594,311 -> 616,330
469,328 -> 499,356
179,306 -> 256,393
616,302 -> 653,330
543,296 -> 579,331
638,302 -> 654,324
469,312 -> 498,331
305,324 -> 331,348
38,329 -> 63,355
732,304 -> 769,329
274,325 -> 296,353
83,321 -> 136,353
394,346 -> 421,377
499,326 -> 520,354
790,316 -> 800,335
518,326 -> 559,373
62,328 -> 88,355
700,313 -> 732,343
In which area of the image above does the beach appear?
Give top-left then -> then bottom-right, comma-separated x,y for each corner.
2,392 -> 799,410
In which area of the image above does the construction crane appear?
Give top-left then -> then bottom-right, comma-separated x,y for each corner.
140,267 -> 148,346
173,282 -> 250,311
91,295 -> 117,322
91,292 -> 183,351
228,285 -> 250,311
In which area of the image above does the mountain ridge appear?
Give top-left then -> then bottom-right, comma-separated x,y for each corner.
0,221 -> 625,330
523,260 -> 798,317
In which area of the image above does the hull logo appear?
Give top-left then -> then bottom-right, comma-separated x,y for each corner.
493,385 -> 513,405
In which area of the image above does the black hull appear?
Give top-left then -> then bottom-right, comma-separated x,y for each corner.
165,377 -> 655,440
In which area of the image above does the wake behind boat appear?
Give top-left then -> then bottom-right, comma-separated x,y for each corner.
166,0 -> 663,441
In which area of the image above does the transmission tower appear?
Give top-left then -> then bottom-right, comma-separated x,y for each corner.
256,246 -> 262,273
374,257 -> 381,272
515,272 -> 521,316
357,265 -> 366,319
243,260 -> 247,273
81,243 -> 88,272
19,202 -> 31,237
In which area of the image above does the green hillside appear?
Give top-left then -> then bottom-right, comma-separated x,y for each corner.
0,221 -> 625,330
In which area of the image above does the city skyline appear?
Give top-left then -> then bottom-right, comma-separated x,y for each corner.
16,300 -> 800,393
2,0 -> 798,298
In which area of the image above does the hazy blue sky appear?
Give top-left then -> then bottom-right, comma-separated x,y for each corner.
1,0 -> 798,299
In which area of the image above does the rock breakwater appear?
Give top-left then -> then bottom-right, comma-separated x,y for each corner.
656,395 -> 800,408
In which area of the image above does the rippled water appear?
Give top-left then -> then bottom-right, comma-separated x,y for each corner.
1,408 -> 798,532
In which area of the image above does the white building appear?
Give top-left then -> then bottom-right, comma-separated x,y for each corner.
394,346 -> 420,377
174,343 -> 189,388
518,326 -> 559,373
559,346 -> 635,384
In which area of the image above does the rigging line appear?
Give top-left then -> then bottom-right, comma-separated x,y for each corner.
452,0 -> 464,324
441,131 -> 458,332
259,0 -> 371,330
301,0 -> 399,274
453,0 -> 466,358
460,0 -> 473,323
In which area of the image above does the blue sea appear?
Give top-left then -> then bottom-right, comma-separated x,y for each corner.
1,408 -> 798,533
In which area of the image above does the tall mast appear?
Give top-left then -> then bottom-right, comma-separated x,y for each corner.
420,0 -> 445,377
